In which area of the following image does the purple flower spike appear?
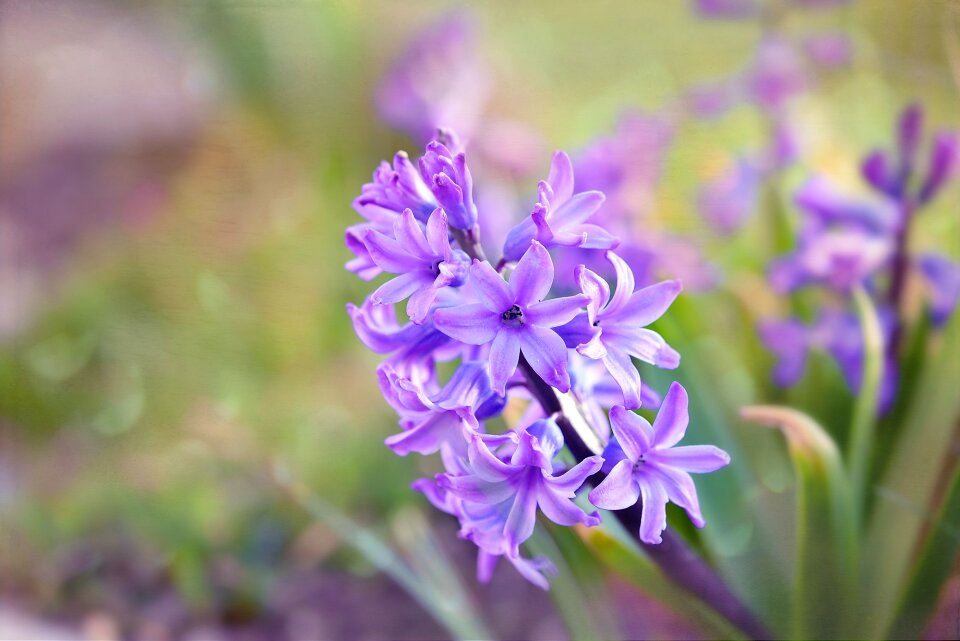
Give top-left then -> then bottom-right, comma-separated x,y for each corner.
502,151 -> 615,261
419,141 -> 479,230
364,208 -> 470,323
919,254 -> 960,326
768,227 -> 894,293
558,251 -> 681,409
588,383 -> 730,544
440,419 -> 603,553
433,241 -> 589,394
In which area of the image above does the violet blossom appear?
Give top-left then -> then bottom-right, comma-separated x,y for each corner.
433,240 -> 589,394
558,250 -> 681,409
588,383 -> 730,544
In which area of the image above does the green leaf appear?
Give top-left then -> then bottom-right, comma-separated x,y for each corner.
888,461 -> 960,638
862,307 -> 960,639
580,525 -> 747,640
848,286 -> 885,522
740,405 -> 856,639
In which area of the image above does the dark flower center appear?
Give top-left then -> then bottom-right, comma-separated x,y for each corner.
501,304 -> 524,326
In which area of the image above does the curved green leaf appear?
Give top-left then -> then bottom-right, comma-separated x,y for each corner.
741,406 -> 856,639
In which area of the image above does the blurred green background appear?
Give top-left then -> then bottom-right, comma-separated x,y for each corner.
1,1 -> 958,639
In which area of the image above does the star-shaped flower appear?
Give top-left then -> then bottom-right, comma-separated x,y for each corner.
439,419 -> 603,554
588,383 -> 730,544
557,250 -> 680,409
363,208 -> 470,323
433,241 -> 588,394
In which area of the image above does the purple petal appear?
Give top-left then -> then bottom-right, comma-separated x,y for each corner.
394,208 -> 434,260
406,283 -> 441,324
603,326 -> 680,368
655,466 -> 705,527
638,477 -> 669,544
385,411 -> 473,456
477,551 -> 498,584
489,329 -> 522,394
510,241 -> 555,305
567,224 -> 620,250
470,259 -> 514,313
501,217 -> 536,262
588,459 -> 640,510
370,271 -> 431,306
518,326 -> 571,393
433,304 -> 500,344
525,295 -> 589,328
653,445 -> 731,473
861,150 -> 894,195
604,251 -> 636,316
504,479 -> 539,551
547,151 -> 575,203
425,208 -> 451,257
652,382 -> 690,448
550,191 -> 606,228
538,483 -> 601,527
575,265 -> 610,324
549,455 -> 604,493
609,405 -> 653,461
441,474 -> 516,504
601,345 -> 643,409
507,552 -> 555,590
610,279 -> 682,326
363,229 -> 424,273
919,132 -> 958,204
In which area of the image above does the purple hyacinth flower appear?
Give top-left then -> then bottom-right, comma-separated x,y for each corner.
757,317 -> 811,387
355,151 -> 439,224
347,297 -> 458,379
588,383 -> 730,544
375,12 -> 491,144
433,241 -> 589,394
919,254 -> 960,326
379,361 -> 504,456
557,251 -> 681,409
419,140 -> 479,230
793,176 -> 899,233
413,469 -> 558,590
363,208 -> 470,323
439,418 -> 603,553
502,152 -> 615,261
768,226 -> 894,293
697,157 -> 760,234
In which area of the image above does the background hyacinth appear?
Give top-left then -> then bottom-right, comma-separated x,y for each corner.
2,1 -> 960,640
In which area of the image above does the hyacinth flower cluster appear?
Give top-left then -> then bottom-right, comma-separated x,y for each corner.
760,105 -> 958,411
692,0 -> 854,235
345,133 -> 737,596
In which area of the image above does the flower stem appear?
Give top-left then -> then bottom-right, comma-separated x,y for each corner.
886,202 -> 914,364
